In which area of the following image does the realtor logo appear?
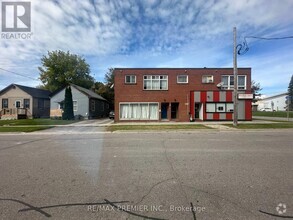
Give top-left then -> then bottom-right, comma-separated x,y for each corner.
1,2 -> 31,32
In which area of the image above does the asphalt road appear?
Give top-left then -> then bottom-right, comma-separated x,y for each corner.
0,128 -> 292,220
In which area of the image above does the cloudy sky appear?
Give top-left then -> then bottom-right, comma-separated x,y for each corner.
0,0 -> 293,95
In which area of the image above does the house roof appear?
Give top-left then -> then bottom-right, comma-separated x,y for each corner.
261,92 -> 288,101
71,84 -> 107,101
0,84 -> 51,99
50,84 -> 107,102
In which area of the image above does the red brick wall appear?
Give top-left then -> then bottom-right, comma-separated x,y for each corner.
114,68 -> 251,122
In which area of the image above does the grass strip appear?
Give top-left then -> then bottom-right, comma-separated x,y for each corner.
0,126 -> 53,132
253,111 -> 293,118
0,119 -> 76,126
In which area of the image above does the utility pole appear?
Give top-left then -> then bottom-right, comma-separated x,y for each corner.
233,27 -> 238,126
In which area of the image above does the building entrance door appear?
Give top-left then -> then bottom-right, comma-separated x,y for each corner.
161,103 -> 169,119
171,102 -> 179,119
195,103 -> 201,119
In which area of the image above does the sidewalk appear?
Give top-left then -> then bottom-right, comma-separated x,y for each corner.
253,116 -> 293,122
111,119 -> 279,126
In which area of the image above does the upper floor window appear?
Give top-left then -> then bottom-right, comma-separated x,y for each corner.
221,75 -> 246,90
177,75 -> 188,83
143,75 -> 168,90
238,75 -> 246,90
202,75 -> 214,83
125,75 -> 136,84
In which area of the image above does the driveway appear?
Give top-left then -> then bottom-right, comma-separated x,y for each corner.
35,118 -> 113,134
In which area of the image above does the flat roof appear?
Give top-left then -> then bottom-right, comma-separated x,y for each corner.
114,67 -> 251,70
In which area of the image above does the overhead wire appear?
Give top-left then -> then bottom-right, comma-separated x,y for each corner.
237,35 -> 293,55
0,67 -> 39,81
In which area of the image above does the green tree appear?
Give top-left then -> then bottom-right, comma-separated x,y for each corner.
288,74 -> 293,111
104,67 -> 114,87
251,80 -> 262,103
39,50 -> 94,92
62,86 -> 74,120
94,68 -> 114,109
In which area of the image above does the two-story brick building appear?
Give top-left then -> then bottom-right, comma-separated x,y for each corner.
114,68 -> 253,122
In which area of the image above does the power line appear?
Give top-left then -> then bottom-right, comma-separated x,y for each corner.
0,67 -> 39,81
237,35 -> 293,55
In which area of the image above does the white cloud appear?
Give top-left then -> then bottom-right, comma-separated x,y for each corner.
0,0 -> 292,94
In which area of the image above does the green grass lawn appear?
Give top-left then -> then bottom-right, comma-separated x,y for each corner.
0,126 -> 53,132
253,111 -> 293,118
107,124 -> 210,132
225,123 -> 293,129
0,119 -> 76,126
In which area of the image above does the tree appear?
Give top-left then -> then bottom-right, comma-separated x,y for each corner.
104,67 -> 114,87
62,86 -> 74,120
288,74 -> 293,111
39,50 -> 94,92
94,68 -> 114,110
251,80 -> 262,103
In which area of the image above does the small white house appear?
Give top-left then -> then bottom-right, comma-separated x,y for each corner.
256,92 -> 288,111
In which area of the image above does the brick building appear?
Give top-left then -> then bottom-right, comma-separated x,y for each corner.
114,68 -> 252,122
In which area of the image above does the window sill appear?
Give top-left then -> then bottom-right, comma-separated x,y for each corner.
143,89 -> 168,91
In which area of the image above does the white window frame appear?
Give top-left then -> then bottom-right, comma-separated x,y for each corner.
202,75 -> 214,83
237,75 -> 247,90
119,102 -> 159,120
226,103 -> 234,112
73,100 -> 77,111
125,75 -> 136,84
216,103 -> 226,112
143,75 -> 168,90
221,75 -> 247,90
205,103 -> 234,113
15,100 -> 21,108
177,75 -> 188,84
221,75 -> 234,90
206,103 -> 216,113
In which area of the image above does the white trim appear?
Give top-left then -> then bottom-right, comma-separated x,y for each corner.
15,100 -> 21,108
119,102 -> 159,120
143,75 -> 168,90
237,75 -> 247,90
177,75 -> 188,84
202,75 -> 214,83
73,100 -> 78,111
221,75 -> 247,90
125,75 -> 136,84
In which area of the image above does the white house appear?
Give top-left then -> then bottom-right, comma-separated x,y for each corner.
256,92 -> 288,111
